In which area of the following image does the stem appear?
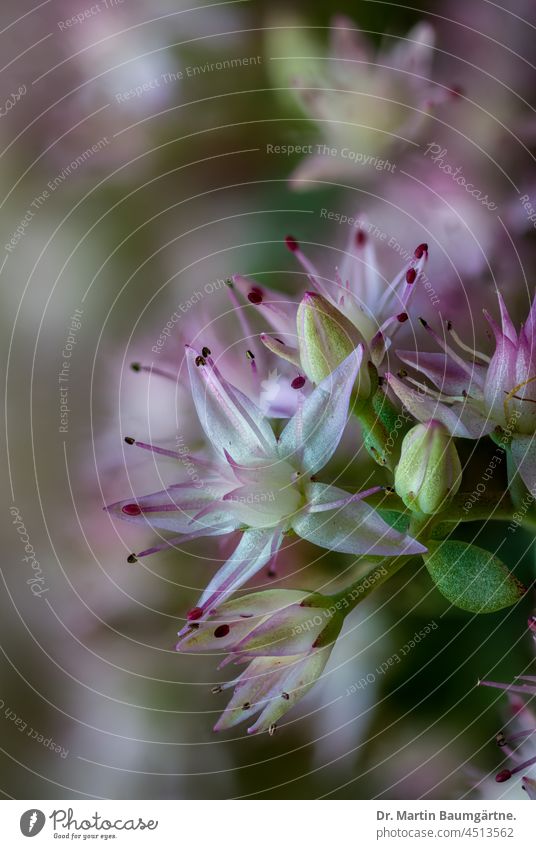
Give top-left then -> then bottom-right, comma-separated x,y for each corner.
332,555 -> 413,614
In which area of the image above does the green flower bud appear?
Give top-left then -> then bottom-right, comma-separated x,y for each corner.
297,292 -> 371,398
394,420 -> 462,515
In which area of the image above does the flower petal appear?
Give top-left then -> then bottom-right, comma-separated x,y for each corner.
194,527 -> 284,617
397,350 -> 486,397
105,481 -> 237,534
386,372 -> 492,439
214,655 -> 301,731
176,589 -> 306,653
292,482 -> 427,556
247,646 -> 333,734
186,346 -> 277,463
277,345 -> 363,474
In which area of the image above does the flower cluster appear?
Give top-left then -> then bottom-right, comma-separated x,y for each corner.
104,21 -> 535,744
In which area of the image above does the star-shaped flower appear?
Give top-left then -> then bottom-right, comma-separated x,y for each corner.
107,344 -> 425,621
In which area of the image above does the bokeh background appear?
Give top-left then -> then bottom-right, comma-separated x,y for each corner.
1,0 -> 535,799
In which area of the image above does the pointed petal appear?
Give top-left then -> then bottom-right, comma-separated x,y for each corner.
105,481 -> 238,534
386,372 -> 492,439
194,528 -> 283,616
497,292 -> 518,344
292,482 -> 427,556
186,346 -> 277,463
176,589 -> 306,653
278,345 -> 363,474
247,646 -> 333,734
397,350 -> 486,397
510,435 -> 536,493
232,603 -> 332,657
214,655 -> 300,731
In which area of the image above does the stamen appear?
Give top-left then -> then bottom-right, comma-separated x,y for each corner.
418,317 -> 482,381
214,624 -> 230,638
187,607 -> 204,621
130,363 -> 178,381
285,235 -> 299,252
414,243 -> 428,259
268,723 -> 277,736
242,701 -> 251,710
499,753 -> 536,779
495,769 -> 512,783
496,728 -> 535,747
211,685 -> 223,694
397,312 -> 408,323
122,504 -> 142,516
291,375 -> 306,390
202,346 -> 211,358
281,692 -> 290,700
127,553 -> 137,563
406,268 -> 416,285
446,321 -> 490,363
124,438 -> 182,461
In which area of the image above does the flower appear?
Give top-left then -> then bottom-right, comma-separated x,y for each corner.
233,225 -> 428,376
386,291 -> 536,492
479,617 -> 536,793
288,17 -> 450,188
106,343 -> 425,619
175,588 -> 343,734
394,420 -> 462,515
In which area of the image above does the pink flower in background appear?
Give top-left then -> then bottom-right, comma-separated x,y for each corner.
289,17 -> 452,188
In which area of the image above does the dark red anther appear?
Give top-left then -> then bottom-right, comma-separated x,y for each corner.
214,624 -> 230,638
397,312 -> 408,323
122,503 -> 142,516
406,267 -> 417,285
495,769 -> 512,783
285,235 -> 299,252
248,288 -> 263,305
414,243 -> 428,259
187,607 -> 204,621
355,230 -> 367,247
291,375 -> 306,390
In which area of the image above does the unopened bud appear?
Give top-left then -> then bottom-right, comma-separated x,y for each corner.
297,292 -> 370,398
394,420 -> 462,515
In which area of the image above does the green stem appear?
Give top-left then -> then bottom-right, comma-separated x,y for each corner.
333,555 -> 413,614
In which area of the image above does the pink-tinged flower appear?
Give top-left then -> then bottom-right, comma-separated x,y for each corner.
106,344 -> 425,619
386,292 -> 536,491
479,618 -> 536,793
175,589 -> 342,735
234,227 -> 428,375
289,17 -> 452,188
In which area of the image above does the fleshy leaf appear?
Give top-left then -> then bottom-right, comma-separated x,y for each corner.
423,540 -> 526,613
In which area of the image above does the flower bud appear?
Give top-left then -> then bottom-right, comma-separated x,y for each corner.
297,292 -> 371,397
394,420 -> 462,515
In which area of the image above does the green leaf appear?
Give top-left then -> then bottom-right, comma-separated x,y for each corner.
423,540 -> 526,613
